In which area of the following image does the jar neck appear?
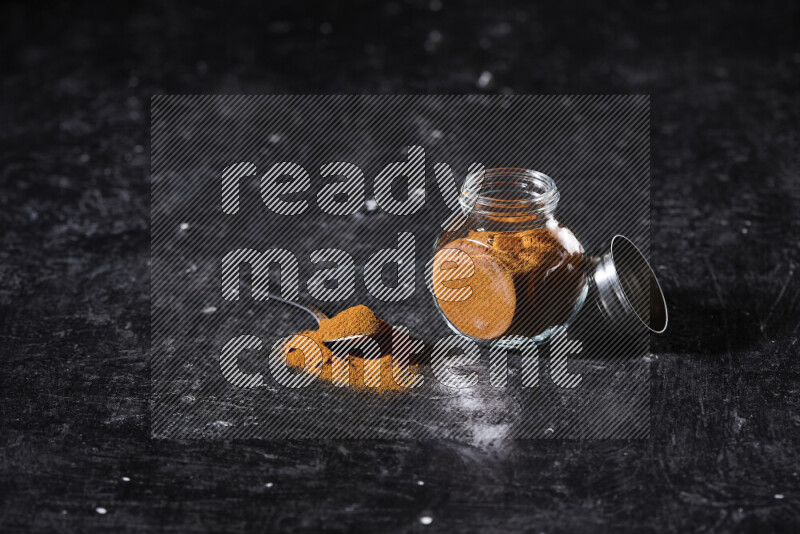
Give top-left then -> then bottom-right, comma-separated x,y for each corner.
459,168 -> 560,226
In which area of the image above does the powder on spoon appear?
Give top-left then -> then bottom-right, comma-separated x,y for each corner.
316,304 -> 381,340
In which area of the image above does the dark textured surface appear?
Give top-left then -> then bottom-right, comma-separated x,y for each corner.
1,1 -> 799,532
149,94 -> 652,441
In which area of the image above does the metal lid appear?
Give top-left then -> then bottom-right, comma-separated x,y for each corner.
590,235 -> 668,334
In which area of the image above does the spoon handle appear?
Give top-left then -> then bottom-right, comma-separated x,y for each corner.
266,293 -> 328,325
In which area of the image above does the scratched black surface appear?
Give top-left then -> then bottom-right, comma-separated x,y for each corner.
1,1 -> 799,532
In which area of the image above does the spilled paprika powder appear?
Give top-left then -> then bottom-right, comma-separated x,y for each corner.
280,305 -> 421,393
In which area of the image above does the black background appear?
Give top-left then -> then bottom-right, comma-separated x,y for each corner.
1,0 -> 799,532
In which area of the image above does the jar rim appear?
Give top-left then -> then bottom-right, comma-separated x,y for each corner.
460,168 -> 560,217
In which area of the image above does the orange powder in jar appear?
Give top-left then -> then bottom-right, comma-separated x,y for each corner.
281,305 -> 420,393
432,227 -> 585,340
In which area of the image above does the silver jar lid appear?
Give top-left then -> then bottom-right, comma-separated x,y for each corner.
589,235 -> 668,334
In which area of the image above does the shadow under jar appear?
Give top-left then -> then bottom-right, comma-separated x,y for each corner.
430,168 -> 587,346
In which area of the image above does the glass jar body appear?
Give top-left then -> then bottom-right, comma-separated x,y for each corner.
429,170 -> 587,345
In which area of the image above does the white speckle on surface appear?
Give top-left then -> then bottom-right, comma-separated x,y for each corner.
741,227 -> 748,235
477,71 -> 493,88
364,199 -> 378,212
179,222 -> 190,231
430,129 -> 443,139
775,493 -> 784,499
424,30 -> 443,52
417,480 -> 425,486
186,263 -> 198,273
180,395 -> 196,403
544,427 -> 555,436
265,482 -> 274,488
60,510 -> 68,515
208,420 -> 233,429
269,133 -> 282,144
420,515 -> 433,525
733,410 -> 747,434
95,507 -> 107,515
320,22 -> 332,34
201,306 -> 217,314
121,476 -> 130,482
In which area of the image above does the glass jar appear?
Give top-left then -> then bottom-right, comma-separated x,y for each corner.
428,168 -> 588,345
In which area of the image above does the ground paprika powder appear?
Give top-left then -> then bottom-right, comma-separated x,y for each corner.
280,305 -> 421,393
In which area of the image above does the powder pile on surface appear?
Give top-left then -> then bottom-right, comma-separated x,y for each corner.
281,305 -> 420,393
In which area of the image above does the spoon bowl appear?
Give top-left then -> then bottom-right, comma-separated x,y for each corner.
266,293 -> 373,344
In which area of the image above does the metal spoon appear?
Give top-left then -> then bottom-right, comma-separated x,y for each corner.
267,293 -> 371,344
